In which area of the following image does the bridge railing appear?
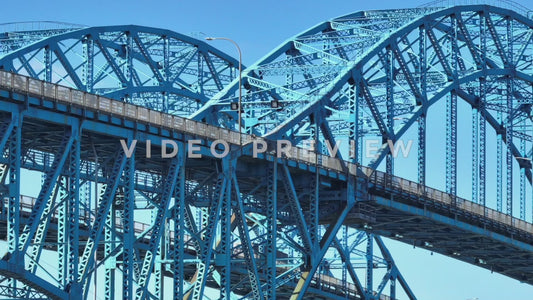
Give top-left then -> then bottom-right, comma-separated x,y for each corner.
419,1 -> 533,18
368,170 -> 533,234
0,70 -> 531,238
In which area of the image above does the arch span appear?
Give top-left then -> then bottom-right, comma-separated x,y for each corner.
0,25 -> 241,117
193,5 -> 533,215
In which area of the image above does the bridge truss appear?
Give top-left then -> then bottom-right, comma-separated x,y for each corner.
0,3 -> 532,300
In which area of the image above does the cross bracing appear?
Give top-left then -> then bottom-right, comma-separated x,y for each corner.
0,3 -> 533,300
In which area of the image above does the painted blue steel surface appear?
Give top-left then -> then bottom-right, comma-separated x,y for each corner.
0,25 -> 241,117
0,4 -> 532,300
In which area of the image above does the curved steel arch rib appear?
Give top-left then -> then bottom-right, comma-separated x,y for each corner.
1,4 -> 532,300
0,25 -> 241,117
193,5 -> 533,186
191,7 -> 443,129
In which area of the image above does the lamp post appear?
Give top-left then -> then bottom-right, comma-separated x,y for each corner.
205,37 -> 242,144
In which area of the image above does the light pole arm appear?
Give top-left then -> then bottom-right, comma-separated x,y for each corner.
205,37 -> 243,144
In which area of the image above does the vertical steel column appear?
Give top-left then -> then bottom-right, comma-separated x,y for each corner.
44,46 -> 52,82
122,151 -> 135,300
520,138 -> 526,220
309,118 -> 319,246
497,110 -> 503,212
446,96 -> 458,197
173,146 -> 186,299
471,11 -> 480,204
220,158 -> 232,300
417,115 -> 426,186
81,182 -> 90,228
197,49 -> 204,95
446,15 -> 458,196
83,36 -> 94,93
231,173 -> 263,300
266,159 -> 278,299
386,47 -> 394,175
104,206 -> 116,300
163,36 -> 170,112
5,120 -> 18,224
356,87 -> 363,164
136,153 -> 181,300
494,11 -> 503,212
341,226 -> 348,296
6,112 -> 20,298
68,125 -> 80,287
125,33 -> 133,93
472,106 -> 479,204
505,77 -> 513,215
154,221 -> 165,298
6,113 -> 21,296
78,151 -> 127,290
365,233 -> 373,296
348,83 -> 356,159
309,167 -> 319,247
191,175 -> 225,299
348,82 -> 360,164
505,17 -> 514,215
58,177 -> 69,287
418,25 -> 427,186
163,223 -> 170,295
506,17 -> 513,67
163,36 -> 170,82
479,12 -> 487,209
479,97 -> 487,208
19,132 -> 76,254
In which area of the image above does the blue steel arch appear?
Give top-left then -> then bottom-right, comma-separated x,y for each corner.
191,7 -> 443,131
0,25 -> 241,116
0,4 -> 532,300
194,5 -> 533,208
0,21 -> 86,55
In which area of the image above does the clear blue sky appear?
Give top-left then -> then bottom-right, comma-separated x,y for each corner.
3,0 -> 533,299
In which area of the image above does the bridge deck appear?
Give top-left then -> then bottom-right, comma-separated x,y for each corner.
0,71 -> 532,293
0,71 -> 530,235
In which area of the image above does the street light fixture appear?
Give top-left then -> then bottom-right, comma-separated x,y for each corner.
205,37 -> 243,145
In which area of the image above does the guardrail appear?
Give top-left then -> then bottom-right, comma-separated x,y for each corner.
418,0 -> 531,15
0,71 -> 531,237
369,171 -> 533,234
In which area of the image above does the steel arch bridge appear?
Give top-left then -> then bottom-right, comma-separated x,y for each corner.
0,24 -> 240,116
0,3 -> 532,300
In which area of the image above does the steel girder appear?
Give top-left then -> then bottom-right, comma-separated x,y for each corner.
185,4 -> 533,297
1,72 -> 533,298
0,22 -> 84,55
0,25 -> 241,117
0,95 -> 411,299
195,5 -> 533,219
0,3 -> 533,300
